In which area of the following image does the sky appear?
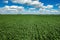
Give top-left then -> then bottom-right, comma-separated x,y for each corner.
0,0 -> 60,14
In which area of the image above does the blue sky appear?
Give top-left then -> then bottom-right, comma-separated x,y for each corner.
0,0 -> 60,14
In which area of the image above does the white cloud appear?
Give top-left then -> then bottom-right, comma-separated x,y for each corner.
0,0 -> 60,15
0,5 -> 59,14
12,0 -> 44,8
56,4 -> 59,6
39,8 -> 59,14
12,0 -> 32,4
30,1 -> 40,5
0,0 -> 60,14
40,5 -> 53,9
46,5 -> 53,9
12,0 -> 39,4
39,8 -> 51,14
59,6 -> 60,8
0,5 -> 25,14
4,5 -> 24,10
11,0 -> 53,9
29,8 -> 36,10
56,4 -> 60,9
4,0 -> 53,10
4,0 -> 8,3
50,9 -> 59,13
5,5 -> 18,10
30,1 -> 44,8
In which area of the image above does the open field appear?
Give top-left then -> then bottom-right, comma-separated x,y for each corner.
0,15 -> 60,40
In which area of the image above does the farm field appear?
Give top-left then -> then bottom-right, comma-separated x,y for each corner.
0,15 -> 60,40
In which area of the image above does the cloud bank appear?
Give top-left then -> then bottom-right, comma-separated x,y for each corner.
0,0 -> 60,14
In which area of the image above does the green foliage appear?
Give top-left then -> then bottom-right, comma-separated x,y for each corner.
0,15 -> 60,40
